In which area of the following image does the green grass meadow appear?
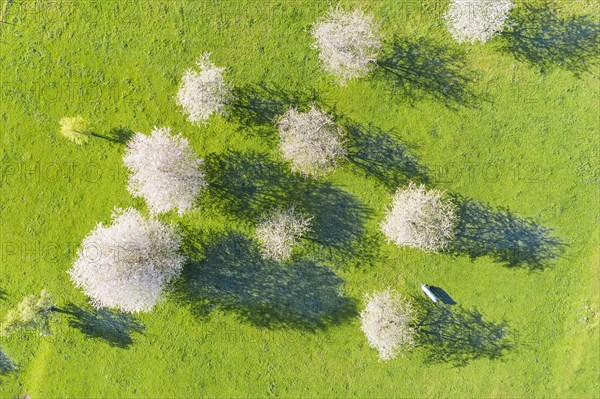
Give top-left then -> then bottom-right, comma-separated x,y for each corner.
1,0 -> 599,397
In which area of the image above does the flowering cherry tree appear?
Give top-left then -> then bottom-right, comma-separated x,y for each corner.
69,208 -> 185,313
277,106 -> 346,176
312,7 -> 382,83
444,0 -> 514,43
256,206 -> 313,262
123,126 -> 207,215
176,52 -> 233,124
360,290 -> 417,361
381,182 -> 457,252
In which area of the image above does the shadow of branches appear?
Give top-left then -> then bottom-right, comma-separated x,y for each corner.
501,3 -> 600,75
173,232 -> 356,331
202,150 -> 375,268
229,82 -> 320,138
376,37 -> 480,108
84,127 -> 134,144
448,198 -> 564,270
0,349 -> 15,375
107,127 -> 134,144
60,304 -> 145,349
344,123 -> 429,188
229,81 -> 430,192
416,298 -> 513,367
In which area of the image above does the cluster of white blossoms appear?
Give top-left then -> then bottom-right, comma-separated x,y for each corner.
312,7 -> 382,84
255,206 -> 313,262
277,106 -> 346,176
123,127 -> 207,215
381,182 -> 457,252
176,52 -> 233,124
70,208 -> 185,313
360,290 -> 417,361
444,0 -> 515,43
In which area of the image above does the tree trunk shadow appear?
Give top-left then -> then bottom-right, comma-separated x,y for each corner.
415,298 -> 513,367
344,122 -> 429,188
375,36 -> 481,109
172,232 -> 357,331
500,3 -> 600,75
57,304 -> 145,349
228,82 -> 320,139
447,196 -> 564,270
0,349 -> 16,375
201,150 -> 374,270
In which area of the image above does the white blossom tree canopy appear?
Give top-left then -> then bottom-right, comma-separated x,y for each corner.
123,126 -> 207,215
312,7 -> 382,83
360,290 -> 417,361
444,0 -> 514,44
176,52 -> 233,124
255,206 -> 313,262
276,106 -> 346,176
381,182 -> 458,252
69,208 -> 186,313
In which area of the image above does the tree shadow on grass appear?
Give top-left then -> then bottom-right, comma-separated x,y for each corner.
416,298 -> 513,367
107,127 -> 134,144
202,150 -> 375,269
344,123 -> 429,188
229,82 -> 321,138
375,37 -> 480,108
60,304 -> 145,349
0,288 -> 6,301
500,3 -> 600,75
448,198 -> 564,270
83,128 -> 134,144
173,232 -> 357,331
0,349 -> 16,375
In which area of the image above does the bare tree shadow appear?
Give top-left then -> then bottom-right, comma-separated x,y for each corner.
344,123 -> 429,188
375,37 -> 480,108
202,150 -> 374,269
59,304 -> 145,349
84,128 -> 133,144
500,3 -> 600,75
173,232 -> 357,331
416,298 -> 513,367
229,82 -> 320,138
107,127 -> 134,144
0,349 -> 16,375
448,198 -> 564,270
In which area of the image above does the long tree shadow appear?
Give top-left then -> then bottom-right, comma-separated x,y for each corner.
59,304 -> 145,349
173,232 -> 357,330
416,298 -> 513,367
448,198 -> 564,270
375,37 -> 480,108
229,82 -> 320,137
202,150 -> 374,268
107,127 -> 134,144
0,349 -> 16,375
82,128 -> 134,144
344,123 -> 429,188
500,3 -> 600,75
